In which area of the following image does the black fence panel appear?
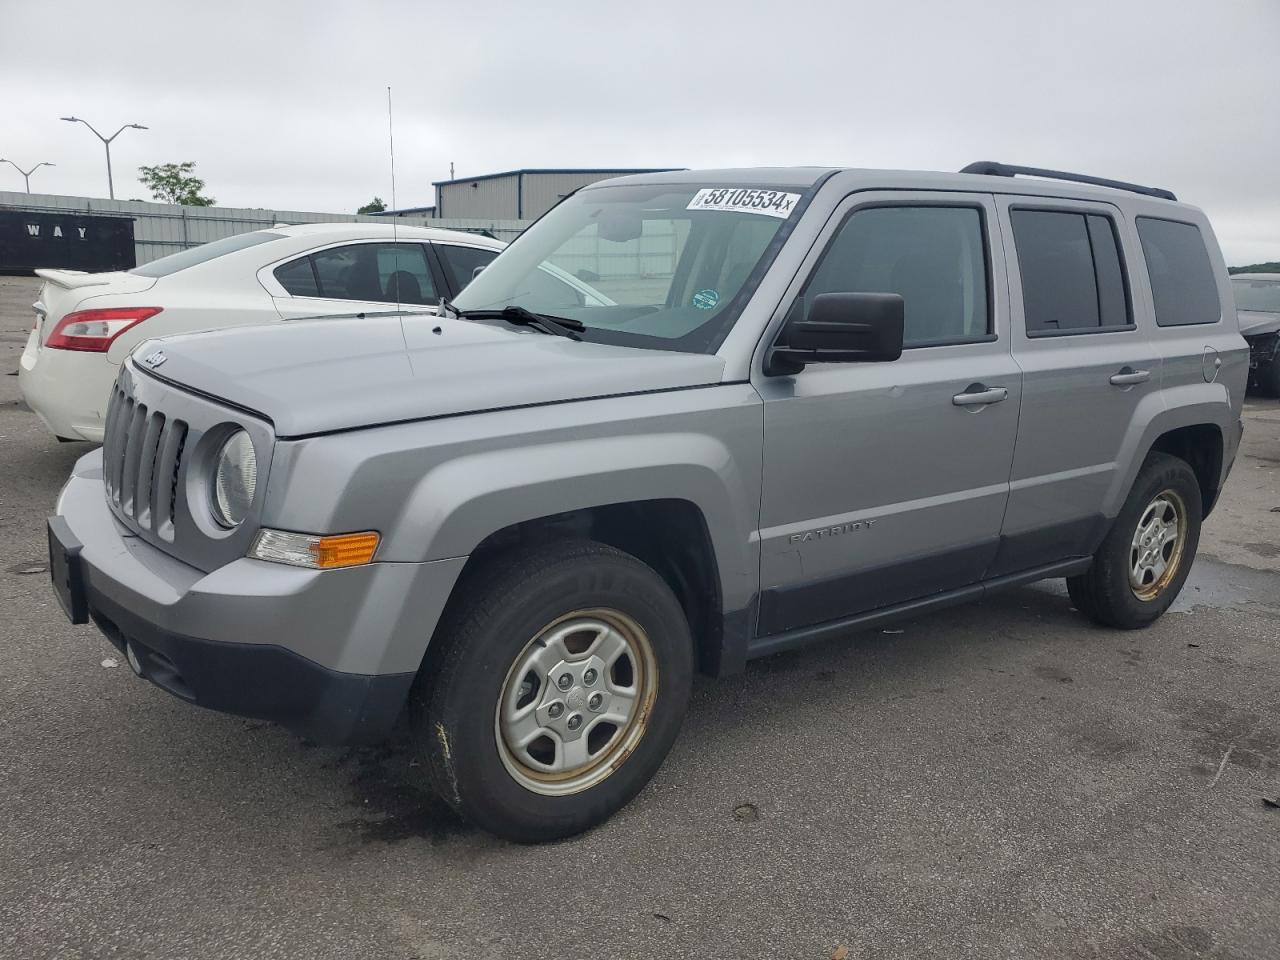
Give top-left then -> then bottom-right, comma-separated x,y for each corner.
0,209 -> 136,274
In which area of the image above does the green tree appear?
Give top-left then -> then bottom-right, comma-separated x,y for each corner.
1229,262 -> 1280,275
358,196 -> 386,214
137,162 -> 215,206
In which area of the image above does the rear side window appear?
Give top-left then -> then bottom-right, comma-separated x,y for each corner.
131,231 -> 285,278
276,243 -> 437,304
1010,209 -> 1130,334
437,244 -> 500,291
375,245 -> 435,304
804,205 -> 990,347
1136,218 -> 1220,326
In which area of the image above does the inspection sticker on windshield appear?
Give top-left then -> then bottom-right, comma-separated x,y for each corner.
687,188 -> 800,219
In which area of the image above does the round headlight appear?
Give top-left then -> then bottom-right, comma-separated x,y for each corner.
212,430 -> 257,528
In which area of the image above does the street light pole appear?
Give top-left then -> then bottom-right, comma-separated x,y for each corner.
59,116 -> 148,200
0,159 -> 56,194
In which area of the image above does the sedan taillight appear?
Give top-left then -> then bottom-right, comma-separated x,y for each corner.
44,307 -> 163,352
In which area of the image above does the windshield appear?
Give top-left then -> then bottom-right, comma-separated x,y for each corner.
130,231 -> 285,278
1233,277 -> 1280,313
452,183 -> 809,352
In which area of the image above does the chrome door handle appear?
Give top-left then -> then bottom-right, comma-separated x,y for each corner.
952,386 -> 1008,406
1109,367 -> 1150,386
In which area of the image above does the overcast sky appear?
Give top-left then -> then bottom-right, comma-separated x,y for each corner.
2,0 -> 1277,264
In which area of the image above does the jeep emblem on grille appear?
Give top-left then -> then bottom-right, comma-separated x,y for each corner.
141,350 -> 167,369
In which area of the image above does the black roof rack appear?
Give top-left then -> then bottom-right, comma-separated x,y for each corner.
960,161 -> 1176,202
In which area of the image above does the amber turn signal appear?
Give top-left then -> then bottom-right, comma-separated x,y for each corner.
249,529 -> 380,569
312,532 -> 381,569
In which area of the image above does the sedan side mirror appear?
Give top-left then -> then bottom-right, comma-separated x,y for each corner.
765,292 -> 905,376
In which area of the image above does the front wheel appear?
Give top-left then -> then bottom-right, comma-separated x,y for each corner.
1067,452 -> 1202,629
411,540 -> 693,842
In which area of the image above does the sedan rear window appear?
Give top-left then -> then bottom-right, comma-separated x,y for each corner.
130,231 -> 285,278
1232,278 -> 1280,313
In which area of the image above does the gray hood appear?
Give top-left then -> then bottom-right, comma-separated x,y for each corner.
1238,310 -> 1280,338
134,313 -> 726,437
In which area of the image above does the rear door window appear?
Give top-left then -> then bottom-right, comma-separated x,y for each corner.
1136,218 -> 1221,326
375,245 -> 435,304
1087,215 -> 1128,328
282,243 -> 438,304
1010,209 -> 1131,334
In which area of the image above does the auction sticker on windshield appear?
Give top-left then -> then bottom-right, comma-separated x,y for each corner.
687,188 -> 800,218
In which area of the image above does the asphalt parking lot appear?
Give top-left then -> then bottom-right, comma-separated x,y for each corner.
1,273 -> 1278,960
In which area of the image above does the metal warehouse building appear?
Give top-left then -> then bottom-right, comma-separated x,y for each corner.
433,168 -> 678,220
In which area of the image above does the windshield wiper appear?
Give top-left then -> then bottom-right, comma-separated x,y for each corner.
457,305 -> 585,341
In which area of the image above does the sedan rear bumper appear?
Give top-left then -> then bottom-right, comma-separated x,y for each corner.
19,331 -> 113,442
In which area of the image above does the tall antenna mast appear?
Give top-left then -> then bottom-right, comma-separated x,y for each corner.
386,85 -> 398,211
386,85 -> 401,311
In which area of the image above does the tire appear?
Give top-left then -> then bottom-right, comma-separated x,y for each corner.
1066,452 -> 1202,630
410,539 -> 693,842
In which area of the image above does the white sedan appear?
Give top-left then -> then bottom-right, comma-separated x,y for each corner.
19,222 -> 605,442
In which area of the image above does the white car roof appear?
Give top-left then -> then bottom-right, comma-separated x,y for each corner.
271,222 -> 504,248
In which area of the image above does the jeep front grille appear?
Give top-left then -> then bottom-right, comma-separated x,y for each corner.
102,362 -> 273,573
103,384 -> 188,540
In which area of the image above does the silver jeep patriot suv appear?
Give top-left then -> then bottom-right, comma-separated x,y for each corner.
48,163 -> 1247,841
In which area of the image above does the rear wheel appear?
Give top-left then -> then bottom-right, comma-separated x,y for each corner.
411,539 -> 693,842
1067,452 -> 1202,629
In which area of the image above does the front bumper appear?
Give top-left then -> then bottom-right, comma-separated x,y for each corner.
51,450 -> 466,744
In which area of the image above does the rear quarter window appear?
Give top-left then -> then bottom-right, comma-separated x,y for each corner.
274,256 -> 319,297
1136,217 -> 1221,326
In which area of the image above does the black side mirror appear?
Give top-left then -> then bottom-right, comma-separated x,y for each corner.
765,292 -> 905,376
